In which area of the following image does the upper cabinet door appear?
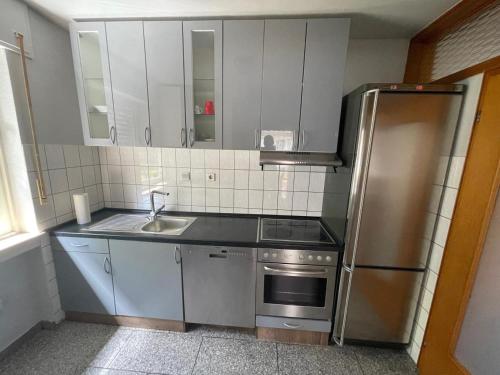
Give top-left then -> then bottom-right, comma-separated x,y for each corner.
299,19 -> 350,152
223,20 -> 264,150
106,21 -> 150,147
260,19 -> 306,151
144,21 -> 186,148
183,20 -> 223,149
70,22 -> 115,146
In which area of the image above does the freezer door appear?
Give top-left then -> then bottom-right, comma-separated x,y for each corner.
341,268 -> 423,344
345,92 -> 462,268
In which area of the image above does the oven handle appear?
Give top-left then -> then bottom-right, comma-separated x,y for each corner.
263,266 -> 328,276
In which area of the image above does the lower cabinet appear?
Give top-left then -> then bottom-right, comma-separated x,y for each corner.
109,240 -> 183,321
53,250 -> 116,315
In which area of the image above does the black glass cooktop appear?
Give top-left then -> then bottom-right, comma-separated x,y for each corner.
260,218 -> 335,244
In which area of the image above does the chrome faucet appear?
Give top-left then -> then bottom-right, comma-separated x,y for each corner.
149,190 -> 169,220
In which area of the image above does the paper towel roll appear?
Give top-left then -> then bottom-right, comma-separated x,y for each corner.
73,193 -> 91,224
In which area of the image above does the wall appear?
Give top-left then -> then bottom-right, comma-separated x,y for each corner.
406,73 -> 484,362
343,38 -> 409,95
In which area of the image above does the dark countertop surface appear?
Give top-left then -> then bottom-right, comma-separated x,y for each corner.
50,209 -> 342,252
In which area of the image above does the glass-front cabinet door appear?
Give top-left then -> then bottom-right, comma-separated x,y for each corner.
70,22 -> 116,146
183,21 -> 222,149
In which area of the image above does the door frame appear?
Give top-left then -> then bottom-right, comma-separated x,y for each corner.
418,67 -> 500,373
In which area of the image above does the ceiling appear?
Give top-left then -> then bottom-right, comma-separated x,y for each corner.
24,0 -> 461,38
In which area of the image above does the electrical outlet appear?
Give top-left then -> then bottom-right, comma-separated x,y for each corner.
207,172 -> 217,182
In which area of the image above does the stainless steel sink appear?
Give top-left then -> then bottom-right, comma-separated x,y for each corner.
84,214 -> 196,236
141,216 -> 196,235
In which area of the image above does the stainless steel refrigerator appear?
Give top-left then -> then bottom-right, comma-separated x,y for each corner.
323,84 -> 464,346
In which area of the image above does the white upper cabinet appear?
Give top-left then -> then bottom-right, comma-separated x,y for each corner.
260,19 -> 306,151
183,20 -> 223,149
223,20 -> 264,150
106,21 -> 150,147
144,21 -> 186,148
70,22 -> 115,146
299,18 -> 350,152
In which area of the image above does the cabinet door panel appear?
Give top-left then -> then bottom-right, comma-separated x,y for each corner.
223,20 -> 264,150
110,240 -> 183,320
54,250 -> 115,314
183,20 -> 223,149
144,21 -> 186,148
70,22 -> 115,146
300,19 -> 350,152
260,19 -> 306,150
106,21 -> 150,146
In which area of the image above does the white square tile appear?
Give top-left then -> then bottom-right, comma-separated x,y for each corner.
134,147 -> 148,166
82,166 -> 96,187
220,150 -> 235,169
148,167 -> 163,187
164,187 -> 177,205
53,192 -> 72,216
176,168 -> 191,187
192,187 -> 206,206
84,185 -> 98,205
205,150 -> 220,169
234,189 -> 249,208
177,187 -> 192,205
234,170 -> 249,190
421,289 -> 434,312
122,185 -> 137,202
280,165 -> 294,172
190,169 -> 205,187
49,169 -> 68,193
33,196 -> 55,223
446,157 -> 465,189
428,242 -> 444,274
119,147 -> 135,165
102,183 -> 111,202
295,166 -> 311,172
428,185 -> 443,214
249,151 -> 260,170
309,172 -> 326,192
234,208 -> 249,214
249,170 -> 264,190
277,191 -> 293,210
192,205 -> 206,213
176,148 -> 191,168
135,166 -> 150,185
292,210 -> 307,216
413,324 -> 425,348
107,165 -> 122,184
249,190 -> 263,209
278,171 -> 294,191
220,189 -> 234,207
109,184 -> 124,202
206,206 -> 220,213
79,146 -> 94,166
190,149 -> 205,169
136,185 -> 150,205
45,145 -> 65,169
311,166 -> 326,173
219,170 -> 235,189
441,187 -> 458,219
434,216 -> 451,247
162,148 -> 176,167
94,166 -> 102,183
67,167 -> 83,190
234,151 -> 250,169
293,191 -> 308,211
249,208 -> 262,214
263,191 -> 278,210
263,209 -> 277,215
294,172 -> 310,191
106,147 -> 121,165
91,147 -> 100,165
307,193 -> 324,212
278,209 -> 292,216
121,165 -> 135,185
206,188 -> 219,207
147,147 -> 162,166
98,147 -> 108,165
263,171 -> 279,190
263,165 -> 279,171
307,211 -> 321,217
63,145 -> 80,167
220,207 -> 234,213
163,167 -> 177,187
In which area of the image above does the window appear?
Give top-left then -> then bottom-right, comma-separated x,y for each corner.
0,146 -> 14,237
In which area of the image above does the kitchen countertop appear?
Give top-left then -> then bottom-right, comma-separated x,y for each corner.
50,209 -> 342,251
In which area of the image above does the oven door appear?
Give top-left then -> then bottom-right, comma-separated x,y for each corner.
256,263 -> 336,320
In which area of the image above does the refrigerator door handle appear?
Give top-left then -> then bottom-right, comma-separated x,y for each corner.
342,90 -> 379,268
333,265 -> 353,346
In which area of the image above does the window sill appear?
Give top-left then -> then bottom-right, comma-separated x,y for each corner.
0,232 -> 43,264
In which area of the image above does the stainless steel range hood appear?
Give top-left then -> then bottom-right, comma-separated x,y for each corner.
259,151 -> 342,167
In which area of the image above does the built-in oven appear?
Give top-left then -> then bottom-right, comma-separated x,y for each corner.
256,248 -> 338,320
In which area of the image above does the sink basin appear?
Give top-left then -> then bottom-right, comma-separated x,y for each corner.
141,216 -> 196,235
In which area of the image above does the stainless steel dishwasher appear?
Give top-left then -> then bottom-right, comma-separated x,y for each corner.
181,245 -> 257,328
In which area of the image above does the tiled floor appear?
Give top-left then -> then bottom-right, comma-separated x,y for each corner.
0,321 -> 418,375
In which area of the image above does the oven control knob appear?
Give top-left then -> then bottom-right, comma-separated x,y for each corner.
317,255 -> 322,261
272,253 -> 277,258
308,255 -> 313,261
299,255 -> 304,260
326,256 -> 332,262
263,252 -> 269,258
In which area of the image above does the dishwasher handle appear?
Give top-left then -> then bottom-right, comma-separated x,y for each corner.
209,253 -> 227,259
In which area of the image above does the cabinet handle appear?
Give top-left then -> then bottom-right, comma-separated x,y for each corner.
103,256 -> 111,274
283,322 -> 302,329
144,126 -> 151,146
69,243 -> 89,247
189,128 -> 194,147
254,129 -> 260,149
180,128 -> 186,147
175,246 -> 181,264
109,126 -> 117,144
